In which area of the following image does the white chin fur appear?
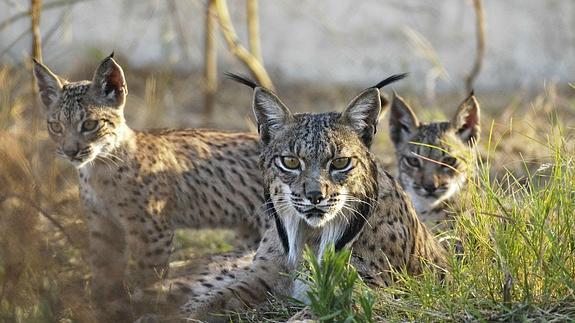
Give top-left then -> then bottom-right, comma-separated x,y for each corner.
302,212 -> 336,228
71,145 -> 105,169
406,176 -> 466,213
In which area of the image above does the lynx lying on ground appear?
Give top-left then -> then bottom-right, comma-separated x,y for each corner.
389,92 -> 480,233
33,55 -> 269,318
149,74 -> 448,322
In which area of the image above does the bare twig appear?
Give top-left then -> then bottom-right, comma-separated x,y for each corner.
0,28 -> 29,58
42,3 -> 72,46
215,0 -> 274,90
167,0 -> 193,63
246,0 -> 262,62
0,193 -> 77,249
465,0 -> 486,92
0,0 -> 93,32
203,0 -> 218,118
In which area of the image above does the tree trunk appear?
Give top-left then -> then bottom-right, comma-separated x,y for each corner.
30,0 -> 42,71
203,0 -> 218,121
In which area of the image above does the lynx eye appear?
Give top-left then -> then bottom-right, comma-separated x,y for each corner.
279,156 -> 301,170
405,156 -> 421,168
48,122 -> 63,134
81,120 -> 99,132
330,157 -> 351,171
442,156 -> 457,167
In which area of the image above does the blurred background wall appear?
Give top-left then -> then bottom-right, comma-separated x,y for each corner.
1,0 -> 574,94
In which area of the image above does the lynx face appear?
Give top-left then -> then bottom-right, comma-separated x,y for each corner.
389,93 -> 480,214
252,85 -> 382,262
33,55 -> 128,168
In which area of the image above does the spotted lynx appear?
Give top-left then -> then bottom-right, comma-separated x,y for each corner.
33,55 -> 270,319
389,92 -> 480,232
150,74 -> 448,322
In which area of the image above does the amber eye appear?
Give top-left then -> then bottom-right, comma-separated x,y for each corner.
441,156 -> 457,167
280,156 -> 301,170
48,122 -> 63,134
331,157 -> 351,171
81,120 -> 99,132
405,156 -> 421,168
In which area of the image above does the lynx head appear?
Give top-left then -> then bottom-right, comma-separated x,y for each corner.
389,92 -> 480,214
33,54 -> 128,168
229,73 -> 405,263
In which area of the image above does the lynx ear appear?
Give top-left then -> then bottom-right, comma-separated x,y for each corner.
378,93 -> 390,121
90,53 -> 127,108
252,88 -> 293,144
389,93 -> 419,148
451,92 -> 480,144
340,88 -> 381,147
33,59 -> 63,109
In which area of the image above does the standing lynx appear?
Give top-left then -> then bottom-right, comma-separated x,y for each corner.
33,54 -> 269,318
152,75 -> 448,322
389,92 -> 480,232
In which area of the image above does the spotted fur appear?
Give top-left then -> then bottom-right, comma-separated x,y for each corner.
166,78 -> 448,322
33,55 -> 270,320
389,92 -> 480,233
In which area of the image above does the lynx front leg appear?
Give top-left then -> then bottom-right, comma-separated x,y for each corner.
121,205 -> 175,292
85,209 -> 128,302
180,228 -> 290,322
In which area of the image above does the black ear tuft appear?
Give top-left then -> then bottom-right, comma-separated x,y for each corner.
225,72 -> 258,89
372,73 -> 408,90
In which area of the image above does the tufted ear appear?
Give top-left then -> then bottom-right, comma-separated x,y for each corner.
252,87 -> 293,144
389,93 -> 419,148
33,59 -> 63,109
340,88 -> 382,147
90,53 -> 128,108
451,92 -> 480,144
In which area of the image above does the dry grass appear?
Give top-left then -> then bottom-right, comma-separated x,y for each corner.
0,63 -> 573,322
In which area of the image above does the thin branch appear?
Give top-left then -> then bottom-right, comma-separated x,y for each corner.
42,3 -> 71,46
214,0 -> 274,90
246,0 -> 262,62
203,0 -> 218,119
465,0 -> 486,93
0,28 -> 29,58
0,193 -> 78,248
167,0 -> 193,63
0,0 -> 93,32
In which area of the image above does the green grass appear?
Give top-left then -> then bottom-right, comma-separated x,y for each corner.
0,63 -> 573,322
302,245 -> 375,323
298,119 -> 575,322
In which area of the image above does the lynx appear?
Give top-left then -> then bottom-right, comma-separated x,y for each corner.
145,74 -> 448,322
389,93 -> 480,233
33,55 -> 269,319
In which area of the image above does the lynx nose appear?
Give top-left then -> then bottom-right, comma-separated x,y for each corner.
306,191 -> 324,205
63,148 -> 79,158
423,183 -> 438,193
